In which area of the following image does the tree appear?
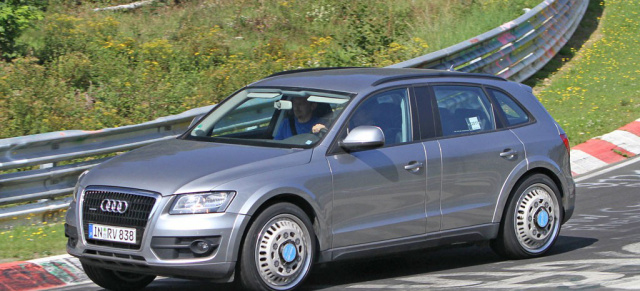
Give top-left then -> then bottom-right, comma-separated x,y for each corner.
0,1 -> 43,60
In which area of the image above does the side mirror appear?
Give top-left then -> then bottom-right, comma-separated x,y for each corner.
339,126 -> 385,152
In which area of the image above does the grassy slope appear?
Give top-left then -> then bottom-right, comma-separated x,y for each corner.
0,0 -> 640,261
6,0 -> 635,262
529,0 -> 640,145
0,0 -> 539,139
0,0 -> 540,261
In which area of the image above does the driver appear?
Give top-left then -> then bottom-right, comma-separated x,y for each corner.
274,97 -> 327,140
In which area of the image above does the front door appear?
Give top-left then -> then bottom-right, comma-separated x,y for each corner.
328,88 -> 428,248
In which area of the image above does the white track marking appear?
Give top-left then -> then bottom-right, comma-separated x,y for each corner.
570,149 -> 608,175
600,130 -> 640,154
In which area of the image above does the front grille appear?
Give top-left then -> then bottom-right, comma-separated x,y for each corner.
82,188 -> 158,250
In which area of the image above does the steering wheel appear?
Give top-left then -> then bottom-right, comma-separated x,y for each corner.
315,128 -> 328,138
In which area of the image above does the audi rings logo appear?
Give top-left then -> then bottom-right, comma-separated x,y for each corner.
100,199 -> 129,214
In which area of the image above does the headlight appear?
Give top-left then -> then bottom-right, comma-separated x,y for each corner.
169,191 -> 236,214
73,170 -> 90,202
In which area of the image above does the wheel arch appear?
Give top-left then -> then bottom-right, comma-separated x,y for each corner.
235,194 -> 319,290
233,192 -> 324,268
248,193 -> 319,232
493,167 -> 566,226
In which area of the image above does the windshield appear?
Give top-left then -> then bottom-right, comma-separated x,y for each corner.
183,88 -> 352,148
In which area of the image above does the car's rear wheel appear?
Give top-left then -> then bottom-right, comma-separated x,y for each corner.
81,262 -> 155,291
492,174 -> 563,259
238,203 -> 315,291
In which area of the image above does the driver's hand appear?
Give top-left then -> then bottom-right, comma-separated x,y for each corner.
312,124 -> 327,134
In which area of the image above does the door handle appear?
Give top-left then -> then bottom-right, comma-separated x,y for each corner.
404,161 -> 423,172
499,149 -> 518,159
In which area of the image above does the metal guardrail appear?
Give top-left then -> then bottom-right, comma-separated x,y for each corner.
388,0 -> 588,83
0,105 -> 212,224
0,0 -> 588,225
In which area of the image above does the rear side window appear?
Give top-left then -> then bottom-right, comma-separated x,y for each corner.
487,88 -> 530,126
434,86 -> 495,137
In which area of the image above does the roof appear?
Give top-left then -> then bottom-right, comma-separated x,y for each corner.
248,67 -> 506,94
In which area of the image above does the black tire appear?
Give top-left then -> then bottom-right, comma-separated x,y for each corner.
81,263 -> 156,291
238,203 -> 315,291
491,174 -> 563,259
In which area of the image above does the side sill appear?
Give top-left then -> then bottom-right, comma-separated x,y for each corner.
317,223 -> 499,263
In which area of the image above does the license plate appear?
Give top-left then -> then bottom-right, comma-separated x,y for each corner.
88,223 -> 136,244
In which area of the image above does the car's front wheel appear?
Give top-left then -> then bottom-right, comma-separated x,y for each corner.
238,203 -> 315,291
81,263 -> 155,291
492,174 -> 563,259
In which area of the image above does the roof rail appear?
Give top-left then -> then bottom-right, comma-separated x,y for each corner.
371,71 -> 506,86
267,67 -> 366,78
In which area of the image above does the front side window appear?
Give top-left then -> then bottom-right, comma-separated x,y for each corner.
185,88 -> 351,148
346,88 -> 412,146
434,85 -> 495,136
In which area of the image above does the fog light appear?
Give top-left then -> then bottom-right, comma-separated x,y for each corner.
190,240 -> 215,255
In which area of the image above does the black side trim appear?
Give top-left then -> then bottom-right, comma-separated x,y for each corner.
318,223 -> 499,263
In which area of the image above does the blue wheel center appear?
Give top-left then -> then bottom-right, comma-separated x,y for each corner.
536,210 -> 549,228
282,243 -> 297,263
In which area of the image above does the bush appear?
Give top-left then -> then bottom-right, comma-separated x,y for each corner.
0,0 -> 541,139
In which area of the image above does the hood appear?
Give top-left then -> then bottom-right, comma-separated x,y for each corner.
83,139 -> 312,195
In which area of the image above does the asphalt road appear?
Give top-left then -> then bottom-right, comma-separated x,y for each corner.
62,156 -> 640,290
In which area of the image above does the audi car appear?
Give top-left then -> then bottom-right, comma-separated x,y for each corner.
65,68 -> 575,291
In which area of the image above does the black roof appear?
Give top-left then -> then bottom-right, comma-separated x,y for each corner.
250,67 -> 506,94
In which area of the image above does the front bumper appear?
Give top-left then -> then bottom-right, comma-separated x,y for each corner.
65,193 -> 250,281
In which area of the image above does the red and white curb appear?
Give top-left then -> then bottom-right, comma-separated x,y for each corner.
0,255 -> 87,291
570,118 -> 640,176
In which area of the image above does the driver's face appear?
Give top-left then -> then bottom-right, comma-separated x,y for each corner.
292,98 -> 316,123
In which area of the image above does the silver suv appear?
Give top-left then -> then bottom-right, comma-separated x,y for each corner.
65,68 -> 575,291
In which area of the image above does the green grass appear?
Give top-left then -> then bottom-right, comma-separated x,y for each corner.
0,0 -> 542,262
529,0 -> 640,145
0,0 -> 540,139
4,0 -> 633,262
0,222 -> 67,262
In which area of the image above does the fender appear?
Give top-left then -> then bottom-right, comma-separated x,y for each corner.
217,161 -> 333,262
492,155 -> 567,224
492,157 -> 529,223
528,156 -> 572,203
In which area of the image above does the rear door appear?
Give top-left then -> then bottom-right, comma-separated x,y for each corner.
432,85 -> 525,230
